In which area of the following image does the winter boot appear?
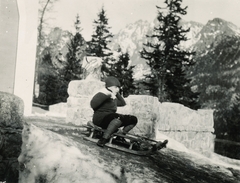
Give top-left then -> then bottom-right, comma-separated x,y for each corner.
97,138 -> 109,147
102,118 -> 122,139
97,119 -> 122,147
152,140 -> 168,151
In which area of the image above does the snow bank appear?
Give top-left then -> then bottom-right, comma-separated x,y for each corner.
157,132 -> 240,171
18,123 -> 117,183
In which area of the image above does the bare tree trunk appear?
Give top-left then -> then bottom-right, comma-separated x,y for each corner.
158,77 -> 165,102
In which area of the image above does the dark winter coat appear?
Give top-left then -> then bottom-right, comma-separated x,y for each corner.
90,88 -> 126,126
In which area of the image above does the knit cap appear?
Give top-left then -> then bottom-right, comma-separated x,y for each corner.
105,76 -> 121,87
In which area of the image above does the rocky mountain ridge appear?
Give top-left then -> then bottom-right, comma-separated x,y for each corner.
44,17 -> 240,68
109,18 -> 202,79
192,18 -> 240,54
193,19 -> 240,110
109,19 -> 153,66
110,17 -> 240,65
44,17 -> 240,80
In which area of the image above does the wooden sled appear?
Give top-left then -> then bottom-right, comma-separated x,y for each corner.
82,122 -> 168,156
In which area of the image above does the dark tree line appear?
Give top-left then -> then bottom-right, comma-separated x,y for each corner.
214,93 -> 240,141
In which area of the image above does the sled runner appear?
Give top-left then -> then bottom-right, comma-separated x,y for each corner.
82,122 -> 168,156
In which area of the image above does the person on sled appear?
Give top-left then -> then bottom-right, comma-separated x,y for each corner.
90,76 -> 138,147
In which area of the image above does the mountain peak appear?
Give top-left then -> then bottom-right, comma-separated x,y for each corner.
208,17 -> 226,24
205,17 -> 240,35
192,17 -> 240,53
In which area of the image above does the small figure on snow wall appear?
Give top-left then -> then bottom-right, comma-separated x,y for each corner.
90,76 -> 138,147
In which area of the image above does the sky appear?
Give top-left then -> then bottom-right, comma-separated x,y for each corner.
45,0 -> 240,40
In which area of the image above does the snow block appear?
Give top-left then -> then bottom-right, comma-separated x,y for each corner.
157,102 -> 215,155
66,80 -> 104,125
66,79 -> 215,155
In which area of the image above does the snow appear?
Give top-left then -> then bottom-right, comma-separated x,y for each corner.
156,132 -> 240,171
132,64 -> 151,80
19,124 -> 118,183
28,108 -> 240,182
21,120 -> 240,182
31,106 -> 66,118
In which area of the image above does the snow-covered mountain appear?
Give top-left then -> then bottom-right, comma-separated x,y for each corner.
109,18 -> 204,79
110,17 -> 240,82
192,18 -> 240,54
178,20 -> 204,49
109,20 -> 153,66
188,18 -> 240,109
188,17 -> 240,79
110,19 -> 203,65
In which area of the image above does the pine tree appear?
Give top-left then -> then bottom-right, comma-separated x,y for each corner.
88,6 -> 113,58
214,93 -> 240,141
37,52 -> 64,105
62,14 -> 86,82
60,14 -> 87,101
108,48 -> 136,97
87,6 -> 114,76
227,93 -> 240,141
140,0 -> 199,109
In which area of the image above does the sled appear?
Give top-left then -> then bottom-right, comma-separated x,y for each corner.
81,122 -> 168,156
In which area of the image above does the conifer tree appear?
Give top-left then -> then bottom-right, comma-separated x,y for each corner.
62,14 -> 86,82
226,93 -> 240,141
140,0 -> 199,109
87,6 -> 114,76
60,14 -> 87,101
37,52 -> 55,105
108,48 -> 136,97
88,6 -> 113,58
214,93 -> 240,141
37,52 -> 64,105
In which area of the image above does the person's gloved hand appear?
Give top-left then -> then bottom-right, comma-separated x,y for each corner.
111,90 -> 118,97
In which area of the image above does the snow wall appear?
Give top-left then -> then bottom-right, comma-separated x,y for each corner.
67,80 -> 215,155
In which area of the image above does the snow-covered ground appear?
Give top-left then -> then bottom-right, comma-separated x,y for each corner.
19,124 -> 118,183
19,119 -> 240,183
156,133 -> 240,171
31,106 -> 240,172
